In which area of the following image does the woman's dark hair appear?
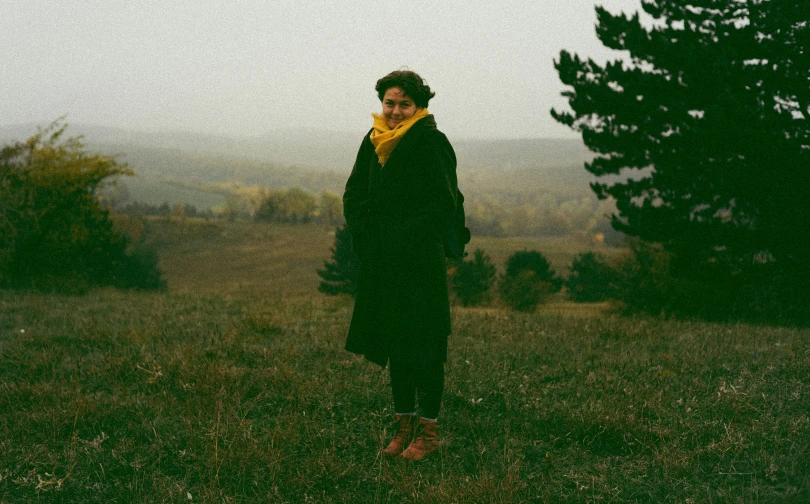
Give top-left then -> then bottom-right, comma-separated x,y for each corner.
375,70 -> 435,108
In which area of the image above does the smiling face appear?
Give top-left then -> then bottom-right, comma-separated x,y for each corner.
381,87 -> 418,129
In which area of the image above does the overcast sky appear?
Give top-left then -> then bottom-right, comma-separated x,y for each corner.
2,0 -> 643,139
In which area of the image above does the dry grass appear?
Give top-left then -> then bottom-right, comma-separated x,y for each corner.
145,218 -> 336,296
0,220 -> 807,502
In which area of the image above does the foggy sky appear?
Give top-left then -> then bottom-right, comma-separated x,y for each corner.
2,0 -> 644,140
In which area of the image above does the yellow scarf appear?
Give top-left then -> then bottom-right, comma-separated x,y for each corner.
369,108 -> 430,166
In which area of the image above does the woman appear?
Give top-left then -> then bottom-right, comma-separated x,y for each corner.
343,70 -> 459,461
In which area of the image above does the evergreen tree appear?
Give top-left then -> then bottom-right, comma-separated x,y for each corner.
552,1 -> 810,276
451,248 -> 496,306
566,252 -> 621,302
317,223 -> 360,296
499,251 -> 561,311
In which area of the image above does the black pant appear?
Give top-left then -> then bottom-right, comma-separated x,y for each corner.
389,357 -> 444,419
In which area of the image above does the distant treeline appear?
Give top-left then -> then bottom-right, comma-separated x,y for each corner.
240,188 -> 343,225
114,187 -> 346,226
466,194 -> 622,243
113,184 -> 622,242
117,201 -> 216,218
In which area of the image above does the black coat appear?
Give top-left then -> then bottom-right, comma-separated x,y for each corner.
343,115 -> 459,367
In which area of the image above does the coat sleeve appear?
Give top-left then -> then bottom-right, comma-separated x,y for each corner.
395,131 -> 458,246
343,135 -> 373,246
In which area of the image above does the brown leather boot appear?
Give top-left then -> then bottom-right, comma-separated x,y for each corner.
382,414 -> 416,457
400,418 -> 438,461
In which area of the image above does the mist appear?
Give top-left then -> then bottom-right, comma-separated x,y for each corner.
2,0 -> 642,140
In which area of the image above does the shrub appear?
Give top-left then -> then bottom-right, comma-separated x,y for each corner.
0,121 -> 165,292
612,241 -> 810,326
110,242 -> 167,291
450,248 -> 496,306
499,250 -> 561,311
614,243 -> 682,316
566,252 -> 621,302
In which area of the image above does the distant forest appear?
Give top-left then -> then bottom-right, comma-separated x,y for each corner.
2,124 -> 621,243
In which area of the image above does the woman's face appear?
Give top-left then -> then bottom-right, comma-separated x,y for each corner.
381,87 -> 418,129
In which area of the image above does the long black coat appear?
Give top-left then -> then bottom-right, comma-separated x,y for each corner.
343,115 -> 458,367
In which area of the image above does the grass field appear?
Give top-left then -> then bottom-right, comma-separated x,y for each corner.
143,219 -> 337,296
140,218 -> 621,297
1,220 -> 808,503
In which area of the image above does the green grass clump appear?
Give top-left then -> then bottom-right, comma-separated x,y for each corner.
1,289 -> 808,502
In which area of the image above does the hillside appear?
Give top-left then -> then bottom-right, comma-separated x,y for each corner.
140,219 -> 623,296
1,123 -> 595,205
1,218 -> 807,502
0,123 -> 589,173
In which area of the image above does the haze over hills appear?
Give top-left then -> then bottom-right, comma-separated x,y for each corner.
0,123 -> 597,209
1,123 -> 590,170
0,123 -> 360,172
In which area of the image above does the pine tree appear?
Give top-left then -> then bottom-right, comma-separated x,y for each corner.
552,1 -> 810,276
451,248 -> 496,306
499,251 -> 562,311
317,223 -> 360,296
566,252 -> 621,302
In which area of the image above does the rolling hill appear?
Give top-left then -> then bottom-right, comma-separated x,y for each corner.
1,123 -> 598,210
